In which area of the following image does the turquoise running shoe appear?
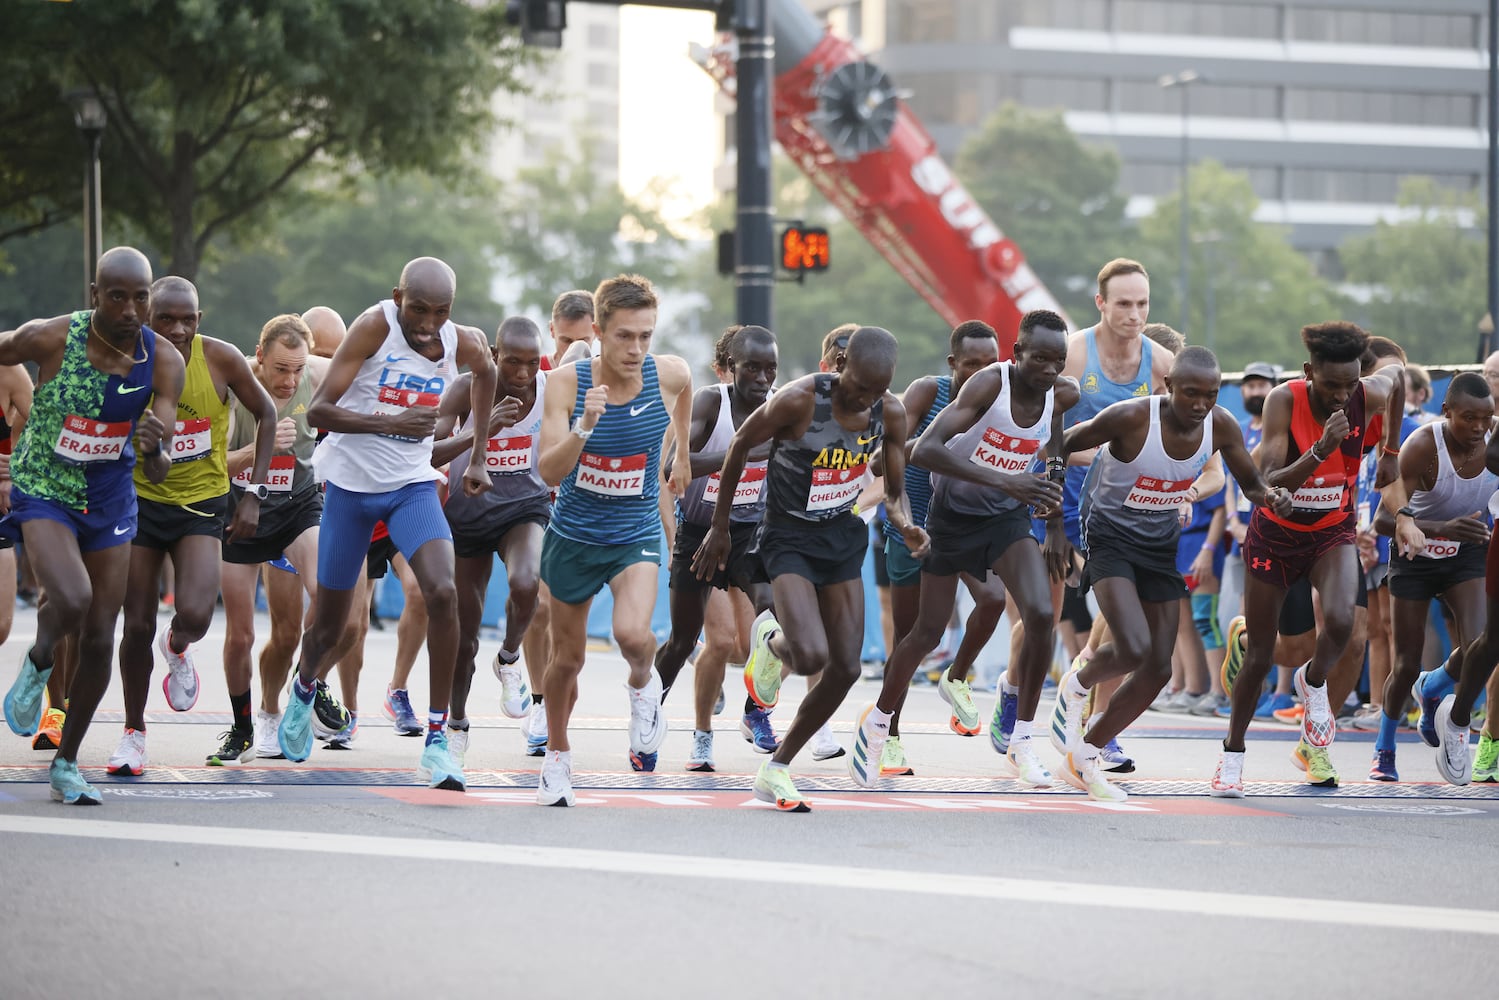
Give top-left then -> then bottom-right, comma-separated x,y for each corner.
418,734 -> 466,791
49,758 -> 102,806
4,650 -> 53,737
278,686 -> 315,762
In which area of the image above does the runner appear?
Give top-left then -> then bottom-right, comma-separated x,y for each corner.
0,247 -> 184,804
1057,346 -> 1291,800
304,306 -> 346,361
276,257 -> 497,794
1213,321 -> 1404,797
695,326 -> 927,811
105,277 -> 278,776
544,289 -> 596,370
652,324 -> 777,773
434,316 -> 546,764
1375,373 -> 1495,784
535,274 -> 692,803
0,366 -> 34,731
868,311 -> 1073,787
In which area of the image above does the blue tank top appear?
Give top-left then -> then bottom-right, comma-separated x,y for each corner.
1063,328 -> 1153,524
883,375 -> 949,541
549,355 -> 670,546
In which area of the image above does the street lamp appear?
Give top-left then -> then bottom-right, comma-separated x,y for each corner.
65,88 -> 107,307
1159,69 -> 1203,337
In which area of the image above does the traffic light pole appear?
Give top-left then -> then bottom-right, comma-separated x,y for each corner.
733,0 -> 775,329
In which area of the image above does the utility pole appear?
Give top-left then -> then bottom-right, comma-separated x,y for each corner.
733,0 -> 774,328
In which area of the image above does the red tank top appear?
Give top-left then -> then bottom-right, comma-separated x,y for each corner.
1264,380 -> 1365,532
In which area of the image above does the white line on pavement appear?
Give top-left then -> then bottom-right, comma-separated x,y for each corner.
1,814 -> 1493,936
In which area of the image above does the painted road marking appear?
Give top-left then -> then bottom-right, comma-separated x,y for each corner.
0,815 -> 1492,935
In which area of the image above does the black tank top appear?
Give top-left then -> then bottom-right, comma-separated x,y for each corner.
765,373 -> 883,523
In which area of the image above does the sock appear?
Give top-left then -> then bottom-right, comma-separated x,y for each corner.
229,690 -> 253,732
532,693 -> 544,706
1376,712 -> 1401,753
1000,672 -> 1018,695
449,716 -> 469,732
426,708 -> 449,746
293,675 -> 315,704
866,706 -> 892,733
548,748 -> 570,765
1065,670 -> 1089,700
1012,718 -> 1033,742
694,728 -> 711,738
1421,667 -> 1456,703
496,647 -> 519,666
767,760 -> 789,772
744,696 -> 757,716
1077,739 -> 1101,762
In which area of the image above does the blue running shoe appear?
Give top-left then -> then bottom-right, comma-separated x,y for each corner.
629,750 -> 658,772
1412,671 -> 1440,748
1099,738 -> 1135,774
739,707 -> 779,753
278,687 -> 315,762
1252,690 -> 1273,717
49,758 -> 101,805
1369,748 -> 1398,782
989,686 -> 1018,755
418,734 -> 466,791
382,686 -> 423,737
4,650 -> 52,737
1257,693 -> 1294,720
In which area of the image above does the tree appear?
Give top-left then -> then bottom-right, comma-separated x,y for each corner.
1339,178 -> 1486,363
0,0 -> 530,278
955,103 -> 1134,322
1140,160 -> 1336,372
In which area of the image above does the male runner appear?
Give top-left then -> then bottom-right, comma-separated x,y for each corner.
1056,347 -> 1291,800
870,311 -> 1075,787
1213,322 -> 1404,796
696,326 -> 927,811
535,274 -> 692,803
0,247 -> 184,804
105,277 -> 278,775
0,368 -> 36,736
276,257 -> 496,794
305,306 -> 346,361
434,316 -> 545,763
651,324 -> 777,772
544,289 -> 596,370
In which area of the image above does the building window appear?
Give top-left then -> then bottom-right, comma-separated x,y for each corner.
1118,80 -> 1279,118
587,22 -> 615,49
1291,7 -> 1478,48
1288,168 -> 1478,203
1287,87 -> 1478,128
1018,75 -> 1110,112
1116,1 -> 1280,39
587,62 -> 617,89
1120,162 -> 1281,200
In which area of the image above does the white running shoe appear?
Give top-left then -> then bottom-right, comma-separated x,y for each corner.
158,630 -> 200,712
810,722 -> 846,761
1006,739 -> 1054,787
493,652 -> 530,719
448,727 -> 470,766
1434,696 -> 1472,786
1211,749 -> 1246,798
1294,665 -> 1336,748
849,704 -> 889,788
254,709 -> 285,759
522,702 -> 548,756
627,671 -> 668,755
107,728 -> 147,776
1061,748 -> 1126,802
1049,668 -> 1089,756
686,729 -> 715,772
537,750 -> 575,807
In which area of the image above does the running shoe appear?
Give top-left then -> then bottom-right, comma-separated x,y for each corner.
743,610 -> 784,709
522,702 -> 548,757
1049,668 -> 1088,756
158,629 -> 200,712
989,681 -> 1018,755
312,680 -> 350,738
1368,748 -> 1398,782
629,749 -> 658,772
879,735 -> 914,776
106,728 -> 147,776
1210,749 -> 1245,797
447,727 -> 468,766
1190,692 -> 1229,717
278,689 -> 315,762
49,758 -> 101,806
1007,740 -> 1054,786
1291,739 -> 1339,787
1348,704 -> 1384,731
1434,696 -> 1472,786
713,686 -> 725,716
739,707 -> 779,754
325,713 -> 358,750
849,703 -> 888,788
1158,688 -> 1199,714
937,666 -> 981,736
32,707 -> 64,751
254,709 -> 284,759
382,686 -> 423,736
492,652 -> 530,719
4,650 -> 52,737
1258,692 -> 1294,720
753,760 -> 810,812
1473,734 -> 1498,782
537,751 -> 575,807
626,671 -> 668,756
1293,666 -> 1336,748
418,733 -> 466,792
1219,615 -> 1247,695
1411,670 -> 1440,747
1061,749 -> 1127,802
810,722 -> 845,761
1149,687 -> 1176,712
1099,738 -> 1135,774
686,729 -> 715,772
207,728 -> 255,766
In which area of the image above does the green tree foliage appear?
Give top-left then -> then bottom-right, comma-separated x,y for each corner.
1339,178 -> 1486,363
955,103 -> 1133,322
1140,160 -> 1336,371
0,0 -> 529,278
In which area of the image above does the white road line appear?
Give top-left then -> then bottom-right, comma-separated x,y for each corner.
1,814 -> 1493,935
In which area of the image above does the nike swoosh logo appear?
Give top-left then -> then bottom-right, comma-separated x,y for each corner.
113,525 -> 131,535
385,354 -> 408,363
641,550 -> 658,557
629,401 -> 655,416
117,385 -> 146,394
857,434 -> 876,445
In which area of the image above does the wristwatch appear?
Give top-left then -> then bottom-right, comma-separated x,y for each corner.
1396,505 -> 1417,520
571,423 -> 593,442
245,483 -> 270,500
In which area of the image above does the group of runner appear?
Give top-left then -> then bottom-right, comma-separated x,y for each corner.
1,249 -> 1494,811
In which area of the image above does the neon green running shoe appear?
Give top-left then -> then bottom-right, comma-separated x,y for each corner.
1220,615 -> 1247,696
1472,733 -> 1498,783
880,735 -> 914,776
1291,739 -> 1339,787
753,760 -> 810,812
937,666 -> 980,736
743,610 -> 784,710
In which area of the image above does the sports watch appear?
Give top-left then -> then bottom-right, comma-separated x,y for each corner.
246,483 -> 270,500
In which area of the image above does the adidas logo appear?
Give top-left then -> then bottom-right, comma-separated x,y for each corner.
292,404 -> 306,415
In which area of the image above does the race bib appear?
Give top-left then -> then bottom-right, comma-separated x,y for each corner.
485,434 -> 534,474
232,455 -> 295,493
808,462 -> 866,513
1418,537 -> 1460,560
1123,475 -> 1195,511
704,462 -> 767,507
54,415 -> 130,465
969,428 -> 1042,474
374,386 -> 440,443
577,451 -> 647,497
169,417 -> 211,464
1291,473 -> 1345,511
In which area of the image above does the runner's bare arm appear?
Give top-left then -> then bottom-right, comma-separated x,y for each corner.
1374,424 -> 1438,556
538,363 -> 583,487
216,341 -> 278,489
137,332 -> 186,484
306,306 -> 414,436
1187,453 -> 1226,502
889,375 -> 939,470
683,384 -> 726,479
1213,408 -> 1290,515
430,373 -> 476,468
455,325 -> 498,497
1061,332 -> 1099,466
1363,362 -> 1405,489
0,363 -> 32,513
1061,398 -> 1145,461
878,394 -> 930,558
1256,384 -> 1324,492
908,366 -> 1003,483
658,355 -> 693,495
0,316 -> 66,375
1150,342 -> 1176,393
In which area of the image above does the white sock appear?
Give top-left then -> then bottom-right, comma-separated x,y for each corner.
1012,719 -> 1033,742
548,749 -> 570,765
867,706 -> 892,732
767,760 -> 790,772
1000,672 -> 1018,695
1066,671 -> 1089,700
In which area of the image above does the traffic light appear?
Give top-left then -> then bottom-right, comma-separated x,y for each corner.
780,225 -> 830,274
505,0 -> 566,48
